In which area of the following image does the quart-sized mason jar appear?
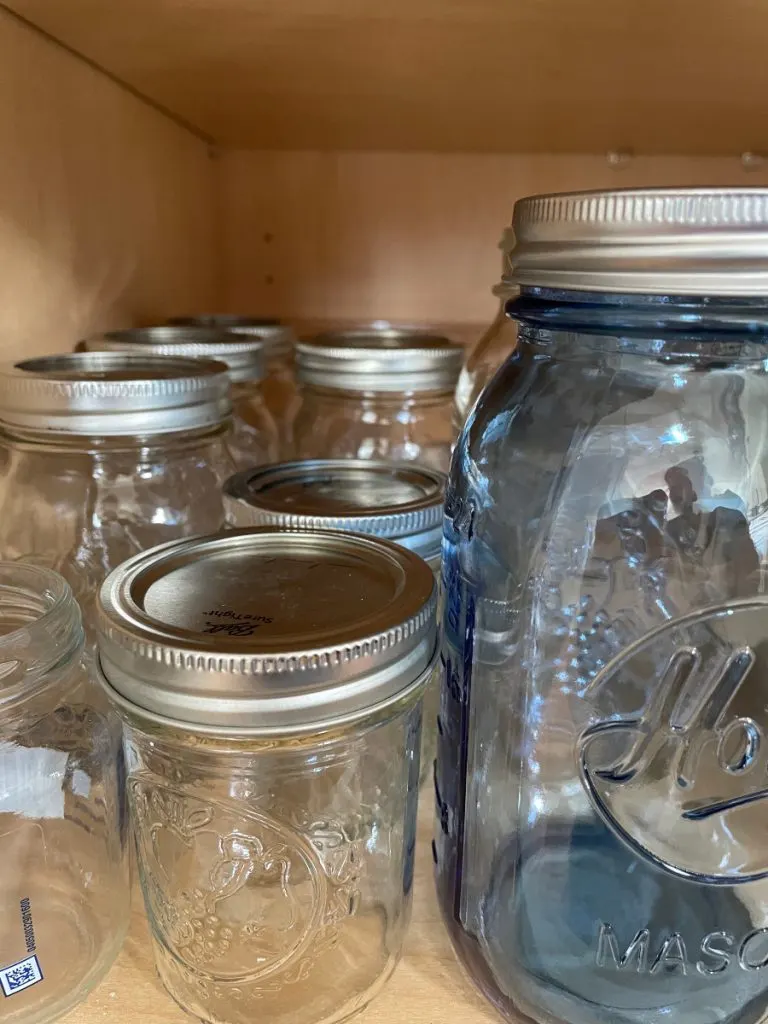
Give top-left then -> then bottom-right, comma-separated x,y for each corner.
96,527 -> 437,1024
0,562 -> 128,1024
437,187 -> 768,1024
0,352 -> 234,629
83,326 -> 279,468
223,459 -> 446,786
453,227 -> 518,427
293,328 -> 463,471
167,315 -> 299,453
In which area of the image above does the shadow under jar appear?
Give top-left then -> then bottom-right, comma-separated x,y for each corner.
223,458 -> 446,788
0,352 -> 234,630
95,527 -> 437,1024
0,561 -> 129,1024
83,326 -> 280,468
437,187 -> 768,1024
292,328 -> 463,472
167,315 -> 299,455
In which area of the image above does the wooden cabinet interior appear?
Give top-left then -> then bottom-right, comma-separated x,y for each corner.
2,2 -> 768,359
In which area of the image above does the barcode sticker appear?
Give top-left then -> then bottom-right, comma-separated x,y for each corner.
0,955 -> 43,997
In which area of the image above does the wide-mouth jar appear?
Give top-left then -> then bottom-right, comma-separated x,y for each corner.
96,527 -> 436,1024
293,327 -> 463,471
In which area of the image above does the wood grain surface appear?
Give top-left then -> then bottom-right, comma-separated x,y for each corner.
61,798 -> 500,1024
5,0 -> 768,155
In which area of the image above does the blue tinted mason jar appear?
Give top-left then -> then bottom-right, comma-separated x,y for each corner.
436,189 -> 768,1024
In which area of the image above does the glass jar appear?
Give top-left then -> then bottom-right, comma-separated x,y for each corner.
167,315 -> 299,455
223,459 -> 446,786
292,328 -> 463,471
96,528 -> 436,1024
84,326 -> 279,468
0,352 -> 235,629
437,187 -> 768,1024
454,229 -> 518,427
0,561 -> 129,1024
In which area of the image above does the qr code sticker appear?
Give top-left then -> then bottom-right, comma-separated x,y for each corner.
0,955 -> 43,997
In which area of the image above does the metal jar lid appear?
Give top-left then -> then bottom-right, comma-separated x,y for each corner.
97,528 -> 437,735
508,187 -> 768,296
0,352 -> 231,436
296,327 -> 463,392
167,316 -> 296,360
224,460 -> 445,561
494,226 -> 519,299
83,326 -> 267,384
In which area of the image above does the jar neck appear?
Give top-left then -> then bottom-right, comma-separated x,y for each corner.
0,420 -> 229,454
301,382 -> 453,405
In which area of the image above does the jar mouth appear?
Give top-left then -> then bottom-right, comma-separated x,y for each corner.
0,563 -> 83,702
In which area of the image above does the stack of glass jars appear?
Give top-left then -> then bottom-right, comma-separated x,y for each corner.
82,325 -> 279,467
223,458 -> 446,785
293,327 -> 463,471
0,352 -> 234,627
453,226 -> 519,426
95,527 -> 437,1024
167,315 -> 299,452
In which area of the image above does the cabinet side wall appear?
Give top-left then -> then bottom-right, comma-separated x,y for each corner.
0,9 -> 216,356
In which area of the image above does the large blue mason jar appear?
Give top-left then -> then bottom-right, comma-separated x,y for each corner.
436,188 -> 768,1024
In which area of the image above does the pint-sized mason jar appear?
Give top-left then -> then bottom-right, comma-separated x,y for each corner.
83,326 -> 279,468
293,327 -> 463,471
0,562 -> 129,1024
0,352 -> 234,628
453,227 -> 518,427
223,459 -> 445,787
438,188 -> 768,1024
167,315 -> 299,453
96,528 -> 436,1024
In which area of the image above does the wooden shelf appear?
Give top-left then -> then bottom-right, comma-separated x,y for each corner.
5,0 -> 768,154
61,798 -> 500,1024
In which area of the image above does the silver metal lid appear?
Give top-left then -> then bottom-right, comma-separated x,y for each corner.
83,326 -> 267,384
224,460 -> 445,561
494,226 -> 518,299
0,352 -> 231,436
167,316 -> 296,359
97,528 -> 436,734
508,188 -> 768,296
296,327 -> 463,392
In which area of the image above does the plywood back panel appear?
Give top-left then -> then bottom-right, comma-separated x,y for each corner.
6,0 -> 768,155
0,8 -> 215,358
218,151 -> 768,335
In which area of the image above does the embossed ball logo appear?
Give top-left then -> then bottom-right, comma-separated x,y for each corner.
577,599 -> 768,883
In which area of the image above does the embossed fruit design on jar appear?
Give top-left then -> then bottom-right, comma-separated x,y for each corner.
437,188 -> 768,1024
96,527 -> 436,1024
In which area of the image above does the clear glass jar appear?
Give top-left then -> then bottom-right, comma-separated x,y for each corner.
96,528 -> 436,1024
167,315 -> 299,456
437,188 -> 768,1024
0,561 -> 129,1024
454,229 -> 518,427
223,459 -> 446,787
0,352 -> 235,628
293,328 -> 463,472
84,326 -> 279,469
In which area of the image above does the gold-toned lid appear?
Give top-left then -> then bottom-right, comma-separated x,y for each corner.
97,528 -> 436,734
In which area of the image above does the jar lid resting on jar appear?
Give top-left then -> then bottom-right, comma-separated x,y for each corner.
508,187 -> 768,295
224,459 -> 445,562
296,327 -> 463,392
82,326 -> 267,384
0,351 -> 231,436
96,527 -> 437,734
167,316 -> 296,359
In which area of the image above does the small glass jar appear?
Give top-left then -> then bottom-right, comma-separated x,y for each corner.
223,459 -> 446,786
0,561 -> 129,1024
454,229 -> 519,427
0,352 -> 235,628
292,328 -> 463,471
84,326 -> 279,468
167,315 -> 299,455
96,528 -> 436,1024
